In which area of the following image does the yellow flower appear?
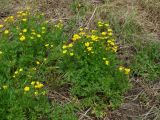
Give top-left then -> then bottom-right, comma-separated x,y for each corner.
87,47 -> 92,51
42,27 -> 46,30
112,46 -> 118,52
70,52 -> 74,56
31,81 -> 36,85
4,30 -> 9,34
34,91 -> 38,96
3,85 -> 8,90
79,28 -> 83,31
105,60 -> 109,65
22,18 -> 27,22
15,71 -> 18,74
105,23 -> 109,27
124,68 -> 130,74
68,43 -> 73,48
36,61 -> 40,65
37,34 -> 41,38
108,29 -> 112,32
30,36 -> 34,39
31,32 -> 36,35
20,36 -> 26,41
0,51 -> 2,54
72,34 -> 81,41
62,45 -> 67,49
0,24 -> 4,28
19,68 -> 23,72
22,29 -> 27,33
91,35 -> 98,41
44,58 -> 47,61
19,33 -> 23,36
79,32 -> 85,35
35,83 -> 44,89
85,42 -> 90,47
45,44 -> 49,47
24,86 -> 30,92
108,32 -> 113,36
63,50 -> 67,54
101,32 -> 107,36
119,66 -> 124,71
98,21 -> 103,27
42,91 -> 46,95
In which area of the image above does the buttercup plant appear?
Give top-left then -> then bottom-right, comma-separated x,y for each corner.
61,21 -> 131,116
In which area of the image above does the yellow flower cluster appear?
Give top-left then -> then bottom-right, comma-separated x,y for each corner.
106,39 -> 118,52
72,34 -> 81,41
119,66 -> 131,74
24,81 -> 45,96
4,16 -> 14,22
31,81 -> 44,89
13,68 -> 23,78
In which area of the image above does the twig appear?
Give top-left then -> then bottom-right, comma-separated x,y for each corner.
86,6 -> 97,28
79,107 -> 92,120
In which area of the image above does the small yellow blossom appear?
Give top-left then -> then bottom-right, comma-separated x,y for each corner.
34,91 -> 38,96
72,34 -> 81,41
79,32 -> 85,35
19,33 -> 22,36
19,68 -> 23,72
62,45 -> 67,49
91,35 -> 98,41
87,47 -> 92,51
31,81 -> 36,85
85,42 -> 90,47
3,85 -> 8,90
15,71 -> 18,74
37,34 -> 41,38
24,86 -> 30,92
119,66 -> 124,71
124,68 -> 130,74
36,61 -> 40,65
31,32 -> 36,35
45,44 -> 49,47
22,18 -> 27,22
22,29 -> 27,33
30,36 -> 34,39
20,36 -> 26,41
0,24 -> 4,28
70,52 -> 74,56
4,30 -> 9,34
79,28 -> 83,31
63,50 -> 67,54
105,23 -> 109,27
68,43 -> 73,48
35,83 -> 44,89
108,29 -> 112,32
108,32 -> 113,36
44,58 -> 47,61
42,91 -> 46,95
0,51 -> 3,54
105,60 -> 109,65
103,58 -> 106,60
42,27 -> 45,30
101,32 -> 107,36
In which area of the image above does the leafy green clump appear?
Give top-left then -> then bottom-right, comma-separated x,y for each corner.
60,22 -> 131,117
0,10 -> 64,119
